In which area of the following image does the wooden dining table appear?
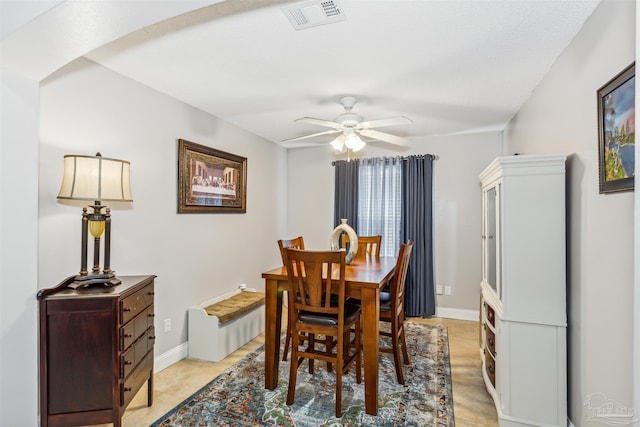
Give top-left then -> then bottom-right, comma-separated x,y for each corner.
261,255 -> 396,416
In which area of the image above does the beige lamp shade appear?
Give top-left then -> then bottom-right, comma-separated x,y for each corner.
57,153 -> 133,202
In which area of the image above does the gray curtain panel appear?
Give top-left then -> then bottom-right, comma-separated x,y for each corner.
401,155 -> 435,317
333,160 -> 359,228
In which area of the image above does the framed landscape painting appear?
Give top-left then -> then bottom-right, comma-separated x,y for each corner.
177,139 -> 247,213
597,62 -> 635,194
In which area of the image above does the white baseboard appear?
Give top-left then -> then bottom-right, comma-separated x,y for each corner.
435,307 -> 480,322
154,342 -> 188,373
568,418 -> 574,427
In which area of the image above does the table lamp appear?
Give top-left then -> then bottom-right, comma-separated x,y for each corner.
57,153 -> 133,288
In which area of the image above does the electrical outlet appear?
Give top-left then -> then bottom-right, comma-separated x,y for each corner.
436,284 -> 444,295
164,318 -> 172,333
444,286 -> 452,296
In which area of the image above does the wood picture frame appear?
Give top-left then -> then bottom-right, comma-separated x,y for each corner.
597,62 -> 635,194
177,139 -> 247,213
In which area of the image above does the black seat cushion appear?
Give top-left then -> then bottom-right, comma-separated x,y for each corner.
298,299 -> 362,326
380,291 -> 391,303
379,291 -> 392,312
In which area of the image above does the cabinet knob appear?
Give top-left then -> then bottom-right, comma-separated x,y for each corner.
125,360 -> 133,365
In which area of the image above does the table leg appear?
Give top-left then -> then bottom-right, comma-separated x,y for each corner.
265,278 -> 283,390
361,287 -> 379,415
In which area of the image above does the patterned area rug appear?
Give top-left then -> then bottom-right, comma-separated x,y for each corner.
151,322 -> 454,426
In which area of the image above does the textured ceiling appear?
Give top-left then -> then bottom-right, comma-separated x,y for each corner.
4,0 -> 601,150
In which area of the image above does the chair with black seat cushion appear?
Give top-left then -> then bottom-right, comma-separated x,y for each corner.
277,236 -> 305,362
284,248 -> 362,417
341,234 -> 382,262
379,239 -> 414,385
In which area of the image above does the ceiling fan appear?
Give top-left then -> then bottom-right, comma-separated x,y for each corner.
281,96 -> 412,152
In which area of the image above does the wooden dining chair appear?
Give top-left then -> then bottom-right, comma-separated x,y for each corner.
277,236 -> 305,362
341,234 -> 382,261
379,239 -> 414,385
284,248 -> 362,417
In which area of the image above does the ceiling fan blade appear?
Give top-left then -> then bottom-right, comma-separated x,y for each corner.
295,117 -> 343,130
358,129 -> 410,146
280,129 -> 341,144
358,116 -> 412,129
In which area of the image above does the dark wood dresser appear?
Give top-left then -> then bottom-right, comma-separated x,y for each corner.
37,275 -> 156,427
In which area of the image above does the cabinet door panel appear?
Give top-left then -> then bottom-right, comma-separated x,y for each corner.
48,310 -> 114,414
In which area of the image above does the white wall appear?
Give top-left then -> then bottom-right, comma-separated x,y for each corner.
504,0 -> 635,424
286,131 -> 503,315
0,68 -> 40,427
39,58 -> 288,355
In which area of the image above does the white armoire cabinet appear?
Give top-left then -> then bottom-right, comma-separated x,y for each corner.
479,154 -> 567,427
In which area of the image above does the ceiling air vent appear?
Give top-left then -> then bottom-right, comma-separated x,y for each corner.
282,0 -> 346,31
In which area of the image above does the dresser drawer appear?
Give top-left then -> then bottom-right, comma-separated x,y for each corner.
485,325 -> 496,357
121,282 -> 155,325
120,320 -> 136,352
121,326 -> 155,379
121,349 -> 153,408
484,347 -> 496,388
121,305 -> 154,351
484,302 -> 495,327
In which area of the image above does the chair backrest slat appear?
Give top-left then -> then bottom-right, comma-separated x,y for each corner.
278,236 -> 305,266
391,240 -> 414,311
342,235 -> 382,260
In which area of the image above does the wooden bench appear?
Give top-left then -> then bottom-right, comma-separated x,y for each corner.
188,288 -> 265,362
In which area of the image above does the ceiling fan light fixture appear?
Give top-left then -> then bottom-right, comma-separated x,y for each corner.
330,134 -> 346,152
344,132 -> 365,152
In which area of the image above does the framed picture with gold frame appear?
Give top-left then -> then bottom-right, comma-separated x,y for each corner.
177,139 -> 247,213
597,62 -> 635,194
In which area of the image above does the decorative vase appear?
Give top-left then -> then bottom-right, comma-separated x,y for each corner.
330,219 -> 358,264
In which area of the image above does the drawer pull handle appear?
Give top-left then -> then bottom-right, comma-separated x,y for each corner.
124,387 -> 132,392
488,338 -> 494,346
123,307 -> 132,312
488,365 -> 494,374
150,335 -> 156,340
124,333 -> 133,338
148,292 -> 155,295
125,360 -> 133,365
149,313 -> 155,317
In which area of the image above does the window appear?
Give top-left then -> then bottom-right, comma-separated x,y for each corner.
357,157 -> 402,257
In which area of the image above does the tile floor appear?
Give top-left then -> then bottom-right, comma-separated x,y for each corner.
96,317 -> 498,426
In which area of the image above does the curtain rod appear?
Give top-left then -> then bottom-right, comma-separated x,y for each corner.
331,154 -> 438,166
